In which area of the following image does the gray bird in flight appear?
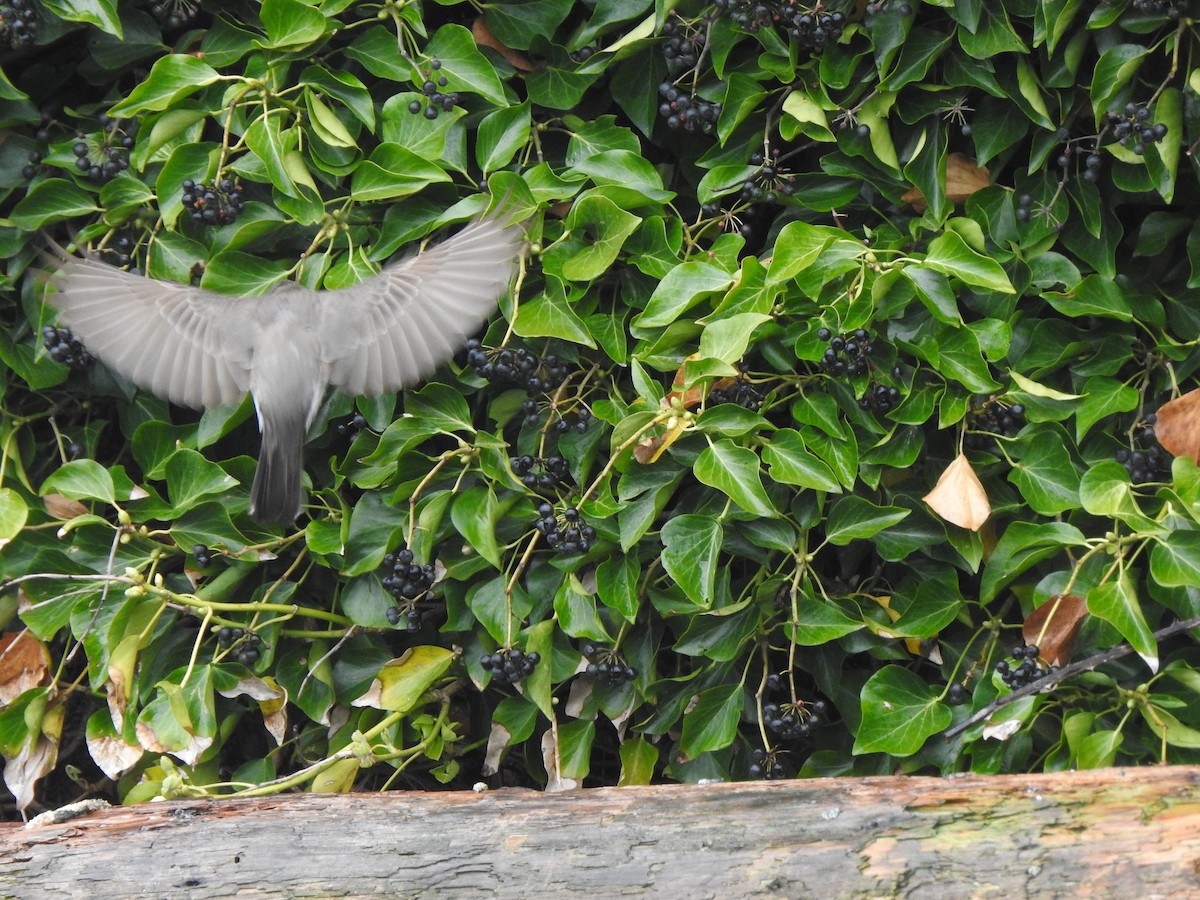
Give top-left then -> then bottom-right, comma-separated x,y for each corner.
44,209 -> 525,523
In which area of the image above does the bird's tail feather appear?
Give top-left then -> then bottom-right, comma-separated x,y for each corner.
250,409 -> 305,523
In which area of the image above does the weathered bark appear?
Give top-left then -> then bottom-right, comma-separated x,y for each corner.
3,766 -> 1199,899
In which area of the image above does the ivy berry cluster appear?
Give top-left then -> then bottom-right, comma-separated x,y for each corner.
72,132 -> 133,183
0,0 -> 38,48
657,82 -> 721,135
708,365 -> 763,410
534,504 -> 596,554
964,396 -> 1026,450
738,150 -> 799,204
511,454 -> 572,492
481,648 -> 540,685
762,700 -> 826,740
192,544 -> 214,568
336,412 -> 368,439
407,60 -> 460,120
1104,103 -> 1168,156
995,644 -> 1055,690
42,326 -> 92,371
466,341 -> 569,395
580,643 -> 636,684
1116,414 -> 1170,484
217,628 -> 262,667
817,327 -> 872,378
381,548 -> 437,630
748,747 -> 787,780
181,178 -> 247,226
660,16 -> 703,74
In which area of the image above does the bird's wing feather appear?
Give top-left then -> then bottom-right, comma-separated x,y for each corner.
44,252 -> 263,409
319,213 -> 524,397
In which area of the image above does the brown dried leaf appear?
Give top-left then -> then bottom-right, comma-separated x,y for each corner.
945,153 -> 990,202
0,631 -> 50,705
1022,594 -> 1088,666
903,153 -> 990,211
471,16 -> 535,71
44,493 -> 87,520
922,453 -> 991,531
1155,387 -> 1200,462
633,435 -> 663,464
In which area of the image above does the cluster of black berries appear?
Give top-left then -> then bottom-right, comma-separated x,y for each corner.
22,149 -> 46,181
716,1 -> 846,51
217,628 -> 262,667
964,397 -> 1025,450
99,233 -> 137,269
42,326 -> 92,371
660,17 -> 703,74
817,327 -> 872,378
568,44 -> 597,63
336,412 -> 367,439
748,747 -> 787,780
151,0 -> 201,30
738,150 -> 799,204
709,373 -> 763,410
762,700 -> 826,741
72,136 -> 133,183
381,548 -> 436,630
553,407 -> 592,434
0,0 -> 38,48
182,178 -> 246,226
947,683 -> 969,705
1104,103 -> 1169,156
860,382 -> 902,413
995,644 -> 1055,690
787,6 -> 846,50
193,544 -> 213,567
658,82 -> 721,134
1130,0 -> 1187,14
1116,413 -> 1170,484
511,454 -> 572,491
534,504 -> 596,554
1015,192 -> 1034,223
580,643 -> 636,684
466,340 -> 569,395
864,0 -> 912,15
407,60 -> 460,119
1078,150 -> 1104,183
481,647 -> 540,685
381,548 -> 436,602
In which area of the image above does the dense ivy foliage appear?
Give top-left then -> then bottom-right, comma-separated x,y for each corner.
3,0 -> 1200,811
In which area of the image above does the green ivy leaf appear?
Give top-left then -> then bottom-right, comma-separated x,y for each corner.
660,514 -> 722,607
108,55 -> 221,117
853,666 -> 952,756
1087,574 -> 1158,671
694,440 -> 777,517
825,496 -> 910,546
679,683 -> 743,758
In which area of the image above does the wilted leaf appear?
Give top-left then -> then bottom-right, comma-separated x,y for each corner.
43,493 -> 87,520
471,16 -> 535,71
0,632 -> 50,705
903,153 -> 989,211
922,453 -> 991,531
1155,387 -> 1200,462
1022,594 -> 1088,666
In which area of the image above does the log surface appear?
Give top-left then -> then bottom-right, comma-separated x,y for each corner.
3,766 -> 1200,899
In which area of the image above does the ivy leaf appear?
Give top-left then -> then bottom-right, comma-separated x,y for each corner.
1087,574 -> 1158,672
825,496 -> 910,545
660,514 -> 722,607
693,440 -> 777,517
854,666 -> 952,756
924,230 -> 1015,294
108,55 -> 221,117
679,683 -> 743,758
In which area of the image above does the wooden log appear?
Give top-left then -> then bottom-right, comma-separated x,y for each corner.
3,767 -> 1200,898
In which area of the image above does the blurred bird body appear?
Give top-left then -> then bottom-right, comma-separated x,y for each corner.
44,211 -> 524,522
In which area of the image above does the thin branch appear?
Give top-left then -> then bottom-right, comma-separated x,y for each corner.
944,613 -> 1200,740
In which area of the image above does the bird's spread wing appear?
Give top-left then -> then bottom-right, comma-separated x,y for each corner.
319,213 -> 525,396
44,251 -> 263,409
